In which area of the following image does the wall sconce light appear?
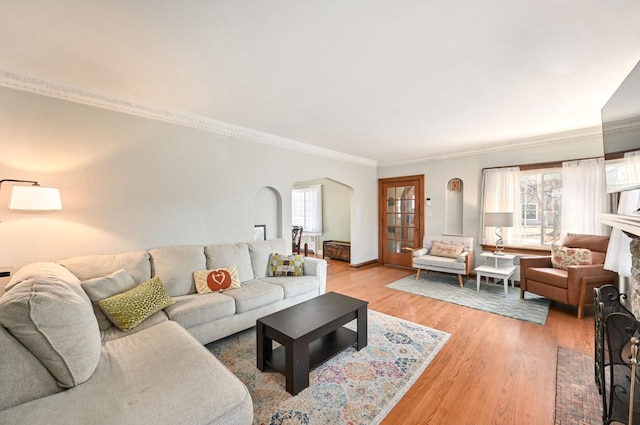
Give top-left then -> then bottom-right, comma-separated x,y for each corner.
484,212 -> 514,255
0,179 -> 62,211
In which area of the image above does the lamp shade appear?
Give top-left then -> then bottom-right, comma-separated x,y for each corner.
485,212 -> 514,228
9,185 -> 62,211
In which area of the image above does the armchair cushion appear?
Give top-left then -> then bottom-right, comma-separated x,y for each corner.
526,267 -> 568,289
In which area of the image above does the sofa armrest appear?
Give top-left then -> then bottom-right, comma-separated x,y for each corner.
303,257 -> 328,294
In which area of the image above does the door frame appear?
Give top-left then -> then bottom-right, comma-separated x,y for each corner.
378,174 -> 425,267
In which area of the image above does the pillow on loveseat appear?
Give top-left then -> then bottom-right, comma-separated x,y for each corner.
551,245 -> 592,270
98,276 -> 175,332
268,253 -> 305,277
430,241 -> 465,259
193,265 -> 242,294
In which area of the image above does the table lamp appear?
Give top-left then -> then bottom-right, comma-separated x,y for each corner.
485,212 -> 513,255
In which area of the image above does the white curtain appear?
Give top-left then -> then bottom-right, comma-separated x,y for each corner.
604,189 -> 640,276
480,167 -> 520,245
561,158 -> 609,235
626,150 -> 640,187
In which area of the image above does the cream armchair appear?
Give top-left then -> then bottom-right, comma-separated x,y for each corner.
412,235 -> 475,287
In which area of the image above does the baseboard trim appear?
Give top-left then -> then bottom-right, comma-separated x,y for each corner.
349,259 -> 379,269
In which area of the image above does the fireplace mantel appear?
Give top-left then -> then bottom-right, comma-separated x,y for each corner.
601,213 -> 640,237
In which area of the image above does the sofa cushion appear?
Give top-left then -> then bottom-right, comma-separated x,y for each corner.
0,277 -> 101,388
223,280 -> 284,313
268,253 -> 305,277
0,321 -> 253,425
194,266 -> 241,294
430,241 -> 465,258
260,275 -> 320,298
58,250 -> 151,284
551,246 -> 592,270
98,276 -> 175,332
0,324 -> 62,410
248,238 -> 288,278
81,269 -> 137,331
165,293 -> 236,329
100,310 -> 168,342
205,243 -> 254,282
149,245 -> 205,296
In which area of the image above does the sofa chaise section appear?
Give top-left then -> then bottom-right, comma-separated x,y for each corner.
0,321 -> 253,425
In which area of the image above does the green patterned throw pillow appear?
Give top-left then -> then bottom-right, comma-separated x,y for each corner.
98,276 -> 174,331
268,253 -> 305,277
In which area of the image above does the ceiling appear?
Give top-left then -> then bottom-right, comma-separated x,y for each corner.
1,1 -> 640,166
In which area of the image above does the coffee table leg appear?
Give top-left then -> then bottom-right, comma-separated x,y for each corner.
287,340 -> 309,396
256,321 -> 270,371
356,305 -> 368,350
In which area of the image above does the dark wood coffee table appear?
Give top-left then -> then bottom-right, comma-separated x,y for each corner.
256,291 -> 368,395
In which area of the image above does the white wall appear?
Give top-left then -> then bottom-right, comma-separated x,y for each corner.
377,136 -> 606,263
0,87 -> 378,269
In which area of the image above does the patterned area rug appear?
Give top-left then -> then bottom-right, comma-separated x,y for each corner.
386,273 -> 550,325
555,347 -> 602,425
206,310 -> 450,425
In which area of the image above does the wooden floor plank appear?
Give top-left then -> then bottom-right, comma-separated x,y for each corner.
323,259 -> 594,425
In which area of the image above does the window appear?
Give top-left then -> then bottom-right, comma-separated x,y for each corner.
482,158 -> 609,248
291,185 -> 323,235
519,169 -> 562,246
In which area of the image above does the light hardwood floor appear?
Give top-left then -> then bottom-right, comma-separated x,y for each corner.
323,258 -> 594,425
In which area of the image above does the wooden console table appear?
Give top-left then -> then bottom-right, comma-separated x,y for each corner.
323,240 -> 351,262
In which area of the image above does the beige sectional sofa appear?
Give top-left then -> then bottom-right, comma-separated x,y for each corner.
0,238 -> 327,424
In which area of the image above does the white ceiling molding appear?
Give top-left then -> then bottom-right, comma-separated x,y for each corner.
378,126 -> 603,168
0,69 -> 378,168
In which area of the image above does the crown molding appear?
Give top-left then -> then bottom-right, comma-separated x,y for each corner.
378,126 -> 603,168
0,69 -> 378,168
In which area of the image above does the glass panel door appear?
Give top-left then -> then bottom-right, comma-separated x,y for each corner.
379,176 -> 424,267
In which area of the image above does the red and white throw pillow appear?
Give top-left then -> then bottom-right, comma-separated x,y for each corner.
193,265 -> 241,294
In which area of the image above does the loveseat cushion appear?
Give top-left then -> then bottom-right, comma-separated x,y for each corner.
0,321 -> 253,425
59,250 -> 151,284
149,245 -> 206,296
164,293 -> 236,329
223,280 -> 284,313
248,238 -> 288,278
260,275 -> 320,298
0,276 -> 101,388
413,255 -> 467,271
205,243 -> 254,283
